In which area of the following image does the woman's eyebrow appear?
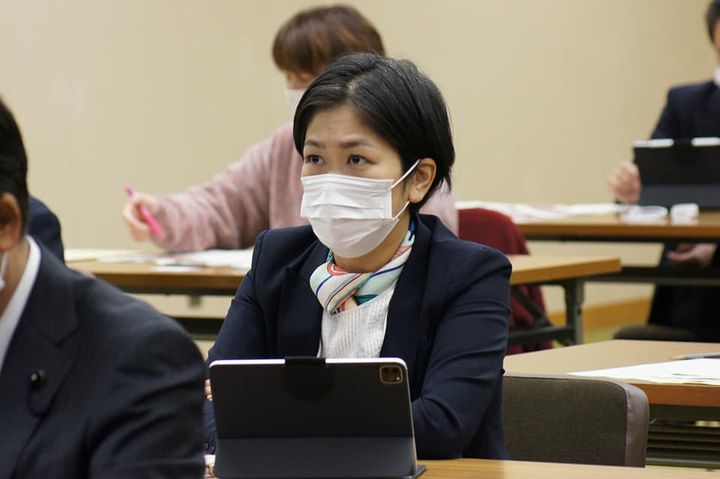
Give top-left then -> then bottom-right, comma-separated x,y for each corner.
339,139 -> 374,149
304,139 -> 324,148
304,138 -> 375,149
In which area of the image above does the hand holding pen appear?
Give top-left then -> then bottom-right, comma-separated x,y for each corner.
122,185 -> 166,241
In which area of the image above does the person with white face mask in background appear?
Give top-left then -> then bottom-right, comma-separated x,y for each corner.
122,4 -> 458,252
203,53 -> 511,460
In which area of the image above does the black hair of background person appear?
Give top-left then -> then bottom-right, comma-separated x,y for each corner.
293,52 -> 454,212
0,96 -> 206,477
706,0 -> 720,40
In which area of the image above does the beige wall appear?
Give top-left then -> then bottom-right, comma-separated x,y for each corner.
0,0 -> 714,311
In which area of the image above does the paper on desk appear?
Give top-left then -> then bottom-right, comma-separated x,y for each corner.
455,201 -> 625,222
90,248 -> 254,270
552,203 -> 627,215
96,251 -> 164,263
168,249 -> 254,270
570,359 -> 720,385
65,249 -> 145,262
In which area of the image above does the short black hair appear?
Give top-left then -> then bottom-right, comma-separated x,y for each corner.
0,98 -> 29,230
293,53 -> 454,211
706,0 -> 720,42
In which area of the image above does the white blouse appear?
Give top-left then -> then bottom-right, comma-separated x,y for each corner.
317,284 -> 396,358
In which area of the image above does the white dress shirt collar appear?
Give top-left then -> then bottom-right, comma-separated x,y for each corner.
0,237 -> 41,373
713,66 -> 720,89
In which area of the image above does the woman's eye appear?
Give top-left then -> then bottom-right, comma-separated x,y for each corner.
305,155 -> 322,165
348,155 -> 365,166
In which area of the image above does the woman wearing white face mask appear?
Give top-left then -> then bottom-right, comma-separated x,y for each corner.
122,4 -> 458,252
205,53 -> 511,460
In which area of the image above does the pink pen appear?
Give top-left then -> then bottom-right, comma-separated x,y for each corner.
124,185 -> 166,240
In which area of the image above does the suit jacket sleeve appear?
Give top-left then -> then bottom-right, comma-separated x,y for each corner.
411,249 -> 511,458
152,133 -> 280,252
208,230 -> 269,361
204,231 -> 269,451
87,320 -> 206,478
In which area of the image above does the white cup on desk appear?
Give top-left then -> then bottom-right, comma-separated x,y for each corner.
669,203 -> 699,224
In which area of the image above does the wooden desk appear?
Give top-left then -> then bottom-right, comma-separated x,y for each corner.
420,459 -> 716,478
509,255 -> 620,284
69,252 -> 620,342
504,340 -> 720,409
517,211 -> 720,243
68,253 -> 618,293
508,255 -> 620,344
514,211 -> 720,288
69,260 -> 246,296
205,458 -> 716,478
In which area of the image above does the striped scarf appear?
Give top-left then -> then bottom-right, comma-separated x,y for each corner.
309,223 -> 415,314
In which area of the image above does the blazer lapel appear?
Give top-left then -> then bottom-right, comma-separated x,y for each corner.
275,242 -> 327,356
0,249 -> 78,478
381,217 -> 434,387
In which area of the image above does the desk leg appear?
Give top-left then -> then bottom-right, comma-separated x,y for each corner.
563,279 -> 584,344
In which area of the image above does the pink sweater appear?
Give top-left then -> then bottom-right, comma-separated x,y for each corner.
154,124 -> 458,252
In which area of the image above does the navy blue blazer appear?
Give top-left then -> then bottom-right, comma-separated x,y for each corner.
652,80 -> 720,139
207,214 -> 511,459
0,245 -> 206,478
647,80 -> 720,341
28,196 -> 64,262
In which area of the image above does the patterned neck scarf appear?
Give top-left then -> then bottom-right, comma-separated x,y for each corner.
309,222 -> 415,314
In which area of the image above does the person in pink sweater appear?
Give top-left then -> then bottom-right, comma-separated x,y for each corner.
122,5 -> 458,252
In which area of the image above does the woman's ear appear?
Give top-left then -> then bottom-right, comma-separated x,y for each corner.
407,158 -> 437,204
0,193 -> 23,251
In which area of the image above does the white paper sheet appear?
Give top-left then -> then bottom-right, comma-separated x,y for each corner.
70,248 -> 254,271
570,359 -> 720,385
65,249 -> 145,262
164,249 -> 254,270
455,201 -> 625,222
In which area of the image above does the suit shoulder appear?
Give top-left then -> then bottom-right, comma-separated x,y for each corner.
667,81 -> 714,102
28,197 -> 61,230
437,235 -> 510,268
427,221 -> 511,275
254,225 -> 318,263
74,272 -> 190,343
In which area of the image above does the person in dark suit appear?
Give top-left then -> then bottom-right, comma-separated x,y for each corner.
204,53 -> 511,459
28,196 -> 64,262
0,97 -> 207,477
608,0 -> 720,343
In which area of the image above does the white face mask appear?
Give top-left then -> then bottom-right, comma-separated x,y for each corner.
284,87 -> 306,122
300,160 -> 419,258
0,251 -> 9,291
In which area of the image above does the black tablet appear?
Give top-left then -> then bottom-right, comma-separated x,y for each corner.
634,137 -> 720,208
209,357 -> 425,479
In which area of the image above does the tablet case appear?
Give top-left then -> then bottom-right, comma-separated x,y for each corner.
210,357 -> 425,479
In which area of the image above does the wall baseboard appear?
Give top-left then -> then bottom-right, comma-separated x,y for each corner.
549,297 -> 651,328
